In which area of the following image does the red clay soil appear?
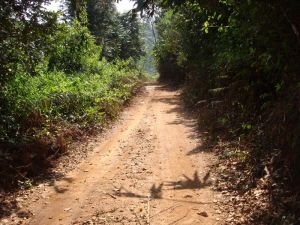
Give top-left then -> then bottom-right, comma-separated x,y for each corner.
1,84 -> 225,225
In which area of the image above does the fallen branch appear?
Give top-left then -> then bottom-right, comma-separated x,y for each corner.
104,192 -> 117,199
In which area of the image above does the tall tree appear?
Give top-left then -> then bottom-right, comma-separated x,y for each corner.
0,0 -> 58,83
119,12 -> 144,61
86,0 -> 144,61
86,0 -> 122,59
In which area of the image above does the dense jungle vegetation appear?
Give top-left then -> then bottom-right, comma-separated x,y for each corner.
152,0 -> 300,169
133,0 -> 300,223
0,0 -> 148,189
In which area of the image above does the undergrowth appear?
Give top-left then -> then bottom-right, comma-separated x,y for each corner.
0,20 -> 143,191
192,102 -> 300,224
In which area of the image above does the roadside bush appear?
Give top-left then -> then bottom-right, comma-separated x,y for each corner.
0,14 -> 143,141
47,21 -> 101,74
0,16 -> 143,189
0,0 -> 145,194
1,59 -> 140,142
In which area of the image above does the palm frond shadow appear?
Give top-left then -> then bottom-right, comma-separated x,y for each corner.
114,183 -> 163,199
164,171 -> 211,190
112,171 -> 212,205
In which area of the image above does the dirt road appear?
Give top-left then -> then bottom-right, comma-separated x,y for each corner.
26,84 -> 224,225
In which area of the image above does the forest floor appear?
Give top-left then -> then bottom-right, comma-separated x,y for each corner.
1,83 -> 226,225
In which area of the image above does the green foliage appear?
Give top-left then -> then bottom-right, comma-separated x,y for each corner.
48,21 -> 101,74
2,59 -> 139,137
0,0 -> 59,84
137,18 -> 157,76
119,13 -> 145,61
86,0 -> 144,61
152,0 -> 300,186
149,2 -> 300,221
0,1 -> 144,144
153,10 -> 186,82
0,0 -> 146,191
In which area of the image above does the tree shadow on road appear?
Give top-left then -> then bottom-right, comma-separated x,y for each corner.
112,171 -> 212,205
155,84 -> 181,92
151,96 -> 181,106
114,183 -> 164,199
0,195 -> 20,219
0,171 -> 75,220
152,85 -> 206,142
49,176 -> 75,194
164,171 -> 211,190
186,143 -> 215,155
